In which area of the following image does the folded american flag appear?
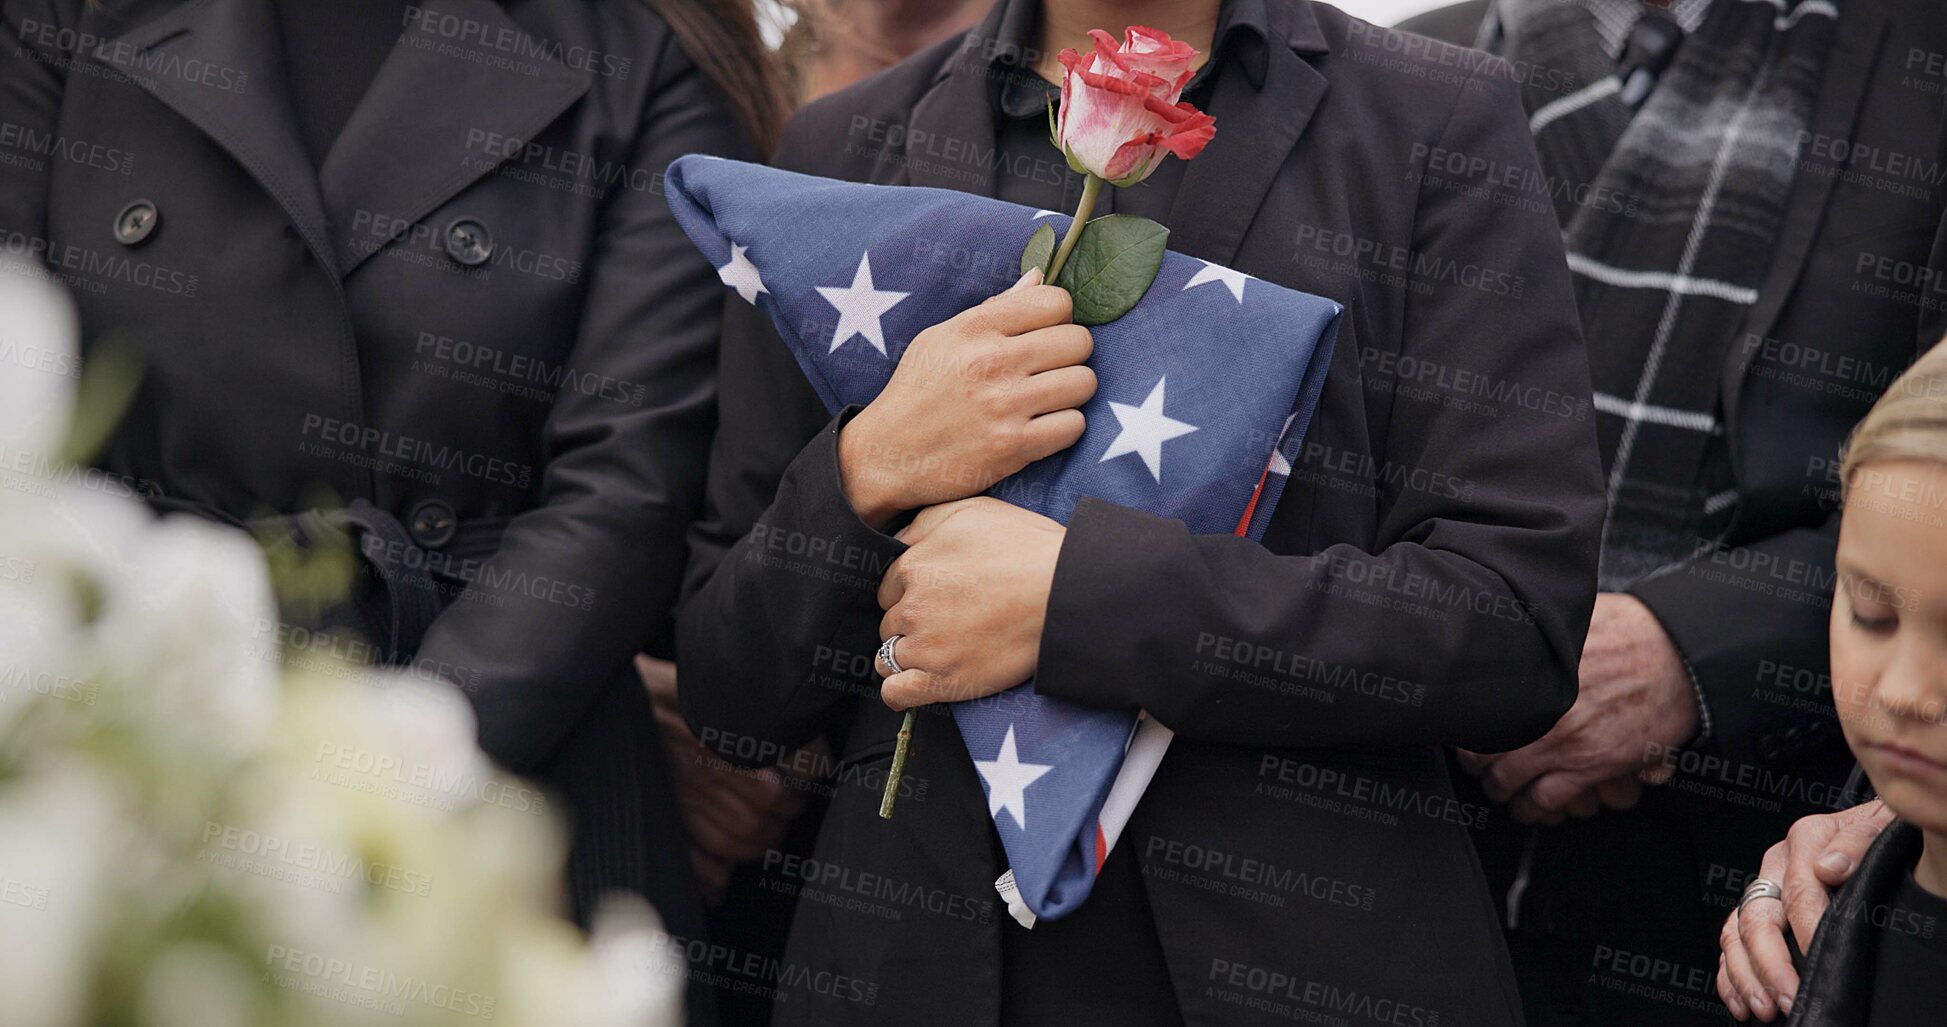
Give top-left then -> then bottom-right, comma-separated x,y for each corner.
665,155 -> 1340,923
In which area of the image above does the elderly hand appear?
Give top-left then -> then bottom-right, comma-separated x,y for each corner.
874,497 -> 1065,711
638,655 -> 808,905
1462,593 -> 1698,822
1716,800 -> 1893,1021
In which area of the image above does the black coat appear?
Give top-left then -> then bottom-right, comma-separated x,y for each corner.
676,0 -> 1606,1022
0,0 -> 749,974
1787,820 -> 1925,1027
1402,3 -> 1947,1012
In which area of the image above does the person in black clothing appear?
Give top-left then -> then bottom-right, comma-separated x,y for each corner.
675,0 -> 1608,1021
1395,1 -> 1947,1023
1763,343 -> 1947,1026
0,2 -> 783,1021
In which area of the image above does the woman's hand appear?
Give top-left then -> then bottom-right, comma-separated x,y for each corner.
838,268 -> 1095,528
1716,799 -> 1893,1020
873,497 -> 1066,710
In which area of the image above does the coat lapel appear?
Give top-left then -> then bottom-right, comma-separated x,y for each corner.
901,15 -> 1003,194
1720,3 -> 1887,427
97,0 -> 338,276
319,0 -> 591,275
1164,0 -> 1329,267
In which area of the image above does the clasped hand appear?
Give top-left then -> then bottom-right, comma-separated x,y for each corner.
836,268 -> 1094,711
1460,593 -> 1700,824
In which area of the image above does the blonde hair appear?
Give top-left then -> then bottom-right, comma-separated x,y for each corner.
1841,340 -> 1947,500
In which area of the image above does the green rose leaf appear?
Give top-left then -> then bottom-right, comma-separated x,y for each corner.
1052,214 -> 1168,326
1020,222 -> 1056,281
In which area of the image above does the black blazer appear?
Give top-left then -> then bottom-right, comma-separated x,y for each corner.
0,0 -> 748,976
677,0 -> 1605,1022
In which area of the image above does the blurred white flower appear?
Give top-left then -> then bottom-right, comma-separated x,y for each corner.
588,896 -> 688,1027
95,511 -> 280,756
0,256 -> 669,1027
497,897 -> 684,1027
0,479 -> 144,754
0,764 -> 126,1027
138,941 -> 264,1027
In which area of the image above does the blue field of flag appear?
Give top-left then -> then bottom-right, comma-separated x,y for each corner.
666,154 -> 1341,920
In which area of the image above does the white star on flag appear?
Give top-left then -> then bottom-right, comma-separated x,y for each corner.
1101,376 -> 1200,482
975,725 -> 1053,831
1031,209 -> 1061,220
1267,413 -> 1297,475
1182,259 -> 1250,302
816,253 -> 909,356
717,243 -> 767,304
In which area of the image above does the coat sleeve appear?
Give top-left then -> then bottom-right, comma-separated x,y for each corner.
1629,522 -> 1839,766
416,31 -> 754,772
672,116 -> 908,767
1034,60 -> 1606,754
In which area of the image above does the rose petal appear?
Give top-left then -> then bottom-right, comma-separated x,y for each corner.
1053,25 -> 1215,181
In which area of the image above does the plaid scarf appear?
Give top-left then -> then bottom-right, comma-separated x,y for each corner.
1490,0 -> 1836,589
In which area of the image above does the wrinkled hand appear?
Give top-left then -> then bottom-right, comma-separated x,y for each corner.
639,655 -> 807,905
1716,800 -> 1893,1021
1461,593 -> 1697,823
875,497 -> 1065,711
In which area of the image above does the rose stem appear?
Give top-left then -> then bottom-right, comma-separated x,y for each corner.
879,709 -> 917,818
882,177 -> 1102,822
1044,173 -> 1103,285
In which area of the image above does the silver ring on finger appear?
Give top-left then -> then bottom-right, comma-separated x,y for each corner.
877,634 -> 906,676
1739,877 -> 1783,911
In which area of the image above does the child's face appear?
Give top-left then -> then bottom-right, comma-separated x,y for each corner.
1833,460 -> 1947,833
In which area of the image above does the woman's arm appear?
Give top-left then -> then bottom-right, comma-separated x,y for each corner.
676,116 -> 1097,763
674,291 -> 902,762
416,30 -> 752,772
1033,60 -> 1607,754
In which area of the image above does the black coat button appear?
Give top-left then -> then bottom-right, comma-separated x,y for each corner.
114,199 -> 158,245
443,217 -> 493,267
408,499 -> 458,548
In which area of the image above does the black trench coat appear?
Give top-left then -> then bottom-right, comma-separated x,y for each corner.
0,0 -> 748,993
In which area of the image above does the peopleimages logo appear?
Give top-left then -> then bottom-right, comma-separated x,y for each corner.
16,19 -> 249,93
401,5 -> 633,80
1207,958 -> 1440,1027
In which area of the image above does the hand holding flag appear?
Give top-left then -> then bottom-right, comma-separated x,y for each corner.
878,24 -> 1228,813
663,60 -> 1337,916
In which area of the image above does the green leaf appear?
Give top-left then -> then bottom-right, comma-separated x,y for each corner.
1053,214 -> 1169,325
1020,222 -> 1056,280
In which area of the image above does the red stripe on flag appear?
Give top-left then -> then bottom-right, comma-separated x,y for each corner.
1232,463 -> 1272,536
1095,822 -> 1109,875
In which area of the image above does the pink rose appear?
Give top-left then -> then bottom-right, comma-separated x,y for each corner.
1054,27 -> 1217,186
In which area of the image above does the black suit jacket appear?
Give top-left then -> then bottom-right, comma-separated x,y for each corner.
1408,0 -> 1947,778
677,1 -> 1606,1023
1401,0 -> 1947,964
1401,6 -> 1947,1021
0,0 -> 749,988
